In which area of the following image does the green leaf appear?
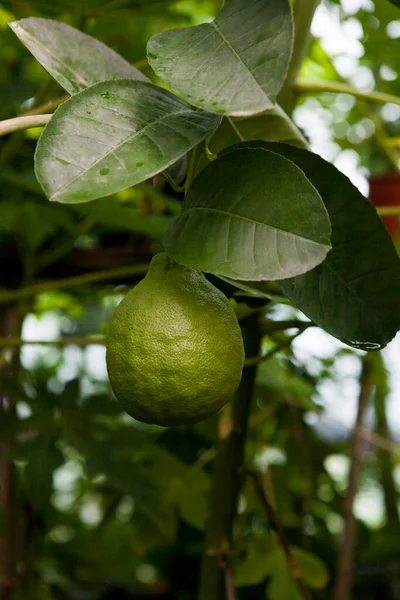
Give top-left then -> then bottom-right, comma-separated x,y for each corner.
257,358 -> 320,412
293,548 -> 329,590
9,17 -> 147,95
164,147 -> 331,280
175,467 -> 209,530
235,536 -> 329,594
0,198 -> 75,249
78,198 -> 171,239
234,536 -> 276,587
267,558 -> 302,600
260,143 -> 400,350
147,0 -> 293,116
35,79 -> 221,204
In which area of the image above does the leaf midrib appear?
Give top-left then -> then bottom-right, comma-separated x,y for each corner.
210,20 -> 271,105
184,206 -> 330,247
48,107 -> 196,199
15,23 -> 89,90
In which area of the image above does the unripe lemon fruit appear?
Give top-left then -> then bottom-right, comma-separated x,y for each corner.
106,253 -> 244,426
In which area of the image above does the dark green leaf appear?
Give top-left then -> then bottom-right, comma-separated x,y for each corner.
78,198 -> 171,239
164,147 -> 331,280
35,80 -> 221,204
0,198 -> 75,249
147,0 -> 293,116
10,17 -> 147,95
257,358 -> 320,411
388,0 -> 400,9
175,467 -> 209,530
23,438 -> 64,509
259,143 -> 400,350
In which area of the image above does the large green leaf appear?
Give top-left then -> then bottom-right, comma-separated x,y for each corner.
164,146 -> 331,280
147,0 -> 293,116
35,79 -> 221,204
260,143 -> 400,350
9,17 -> 147,95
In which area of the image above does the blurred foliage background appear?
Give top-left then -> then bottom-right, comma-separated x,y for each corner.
0,0 -> 400,599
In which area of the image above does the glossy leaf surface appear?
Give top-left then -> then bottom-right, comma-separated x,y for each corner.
35,80 -> 221,203
147,0 -> 293,116
164,146 -> 331,280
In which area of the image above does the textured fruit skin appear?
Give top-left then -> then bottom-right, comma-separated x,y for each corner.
106,253 -> 245,426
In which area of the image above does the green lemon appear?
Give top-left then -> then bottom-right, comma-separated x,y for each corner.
106,253 -> 244,426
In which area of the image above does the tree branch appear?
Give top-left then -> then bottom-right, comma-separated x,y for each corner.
197,314 -> 261,600
0,263 -> 149,305
0,115 -> 52,137
23,95 -> 68,116
294,79 -> 400,107
219,551 -> 237,600
0,337 -> 106,348
244,329 -> 307,368
376,206 -> 400,217
333,356 -> 374,600
245,469 -> 311,600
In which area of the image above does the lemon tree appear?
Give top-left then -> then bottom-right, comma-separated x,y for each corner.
1,1 -> 400,600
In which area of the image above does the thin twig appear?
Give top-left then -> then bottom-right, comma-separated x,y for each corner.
294,79 -> 400,107
245,468 -> 311,600
35,216 -> 96,273
376,206 -> 400,217
382,137 -> 400,147
226,117 -> 245,142
355,426 -> 400,456
333,357 -> 374,600
369,113 -> 400,175
0,115 -> 52,137
219,551 -> 237,600
185,145 -> 201,192
0,337 -> 106,348
244,329 -> 306,368
23,95 -> 69,116
0,263 -> 149,305
261,320 -> 314,335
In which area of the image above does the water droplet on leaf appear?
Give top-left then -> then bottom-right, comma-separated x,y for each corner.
100,168 -> 110,176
